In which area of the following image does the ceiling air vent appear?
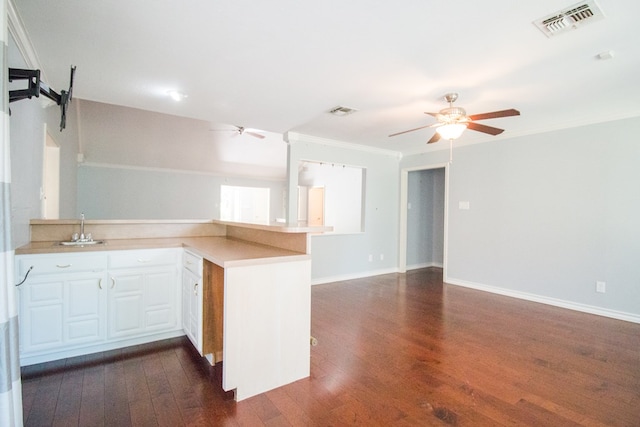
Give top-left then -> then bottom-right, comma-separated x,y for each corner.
328,106 -> 358,116
534,1 -> 605,37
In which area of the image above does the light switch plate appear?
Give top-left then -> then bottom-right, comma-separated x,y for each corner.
459,201 -> 470,210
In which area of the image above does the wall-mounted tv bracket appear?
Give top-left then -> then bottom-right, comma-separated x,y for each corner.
8,65 -> 76,131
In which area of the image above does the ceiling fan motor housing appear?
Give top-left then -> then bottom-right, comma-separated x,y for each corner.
439,106 -> 467,123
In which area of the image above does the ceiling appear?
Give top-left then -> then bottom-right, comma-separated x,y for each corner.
11,0 -> 640,155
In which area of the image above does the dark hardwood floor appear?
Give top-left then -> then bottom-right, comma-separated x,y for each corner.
21,268 -> 640,426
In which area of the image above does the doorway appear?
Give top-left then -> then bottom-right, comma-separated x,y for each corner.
42,129 -> 60,219
399,164 -> 448,276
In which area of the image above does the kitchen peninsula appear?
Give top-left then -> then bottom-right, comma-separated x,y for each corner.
15,219 -> 330,401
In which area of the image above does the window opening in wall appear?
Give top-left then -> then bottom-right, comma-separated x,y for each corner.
297,161 -> 365,233
220,185 -> 270,224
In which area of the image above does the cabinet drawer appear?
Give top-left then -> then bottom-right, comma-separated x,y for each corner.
108,248 -> 178,269
17,254 -> 107,277
183,250 -> 203,276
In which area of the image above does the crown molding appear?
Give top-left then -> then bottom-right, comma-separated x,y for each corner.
7,0 -> 44,73
285,131 -> 402,159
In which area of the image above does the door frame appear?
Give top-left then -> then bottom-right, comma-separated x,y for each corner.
42,125 -> 60,219
398,162 -> 449,279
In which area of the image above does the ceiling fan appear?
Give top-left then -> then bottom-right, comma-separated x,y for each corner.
210,125 -> 265,139
389,93 -> 520,143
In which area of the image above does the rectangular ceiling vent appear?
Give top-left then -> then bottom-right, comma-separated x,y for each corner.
534,1 -> 605,37
328,106 -> 358,116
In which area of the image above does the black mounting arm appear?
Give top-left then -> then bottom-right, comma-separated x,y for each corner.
8,65 -> 76,131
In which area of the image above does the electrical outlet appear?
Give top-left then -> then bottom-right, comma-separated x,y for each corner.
596,281 -> 606,293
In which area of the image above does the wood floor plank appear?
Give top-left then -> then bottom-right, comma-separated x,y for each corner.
23,368 -> 64,426
20,377 -> 39,422
151,392 -> 184,427
104,358 -> 132,427
124,355 -> 157,426
79,365 -> 106,426
51,366 -> 83,427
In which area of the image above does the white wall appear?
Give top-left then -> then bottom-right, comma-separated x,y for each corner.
401,116 -> 640,320
286,134 -> 400,283
9,33 -> 79,247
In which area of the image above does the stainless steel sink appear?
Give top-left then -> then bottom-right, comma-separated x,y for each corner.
59,240 -> 106,246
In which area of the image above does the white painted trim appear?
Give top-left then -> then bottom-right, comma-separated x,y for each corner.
7,0 -> 43,72
311,267 -> 399,286
407,262 -> 443,271
398,163 -> 449,278
79,161 -> 287,182
285,131 -> 402,159
447,277 -> 640,325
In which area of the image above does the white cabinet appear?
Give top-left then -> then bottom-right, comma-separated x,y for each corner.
182,251 -> 224,365
16,253 -> 108,356
182,250 -> 203,354
108,249 -> 180,339
16,248 -> 182,366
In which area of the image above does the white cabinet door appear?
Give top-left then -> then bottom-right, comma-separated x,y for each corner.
19,277 -> 64,352
182,250 -> 203,355
107,272 -> 145,338
144,268 -> 178,331
19,271 -> 107,354
182,267 -> 202,353
108,249 -> 180,339
182,268 -> 193,342
66,275 -> 107,344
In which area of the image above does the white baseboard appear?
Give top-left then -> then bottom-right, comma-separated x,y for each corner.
407,262 -> 443,271
311,267 -> 399,286
446,277 -> 640,325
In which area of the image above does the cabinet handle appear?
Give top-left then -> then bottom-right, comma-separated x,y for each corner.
56,264 -> 72,268
137,258 -> 151,263
110,277 -> 116,289
193,283 -> 198,295
98,278 -> 103,290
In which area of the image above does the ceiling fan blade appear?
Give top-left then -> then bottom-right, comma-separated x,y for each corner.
388,124 -> 434,137
468,109 -> 520,121
467,122 -> 504,135
427,133 -> 441,144
424,112 -> 440,118
245,131 -> 265,139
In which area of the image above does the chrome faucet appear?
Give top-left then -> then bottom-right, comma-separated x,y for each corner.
79,213 -> 85,240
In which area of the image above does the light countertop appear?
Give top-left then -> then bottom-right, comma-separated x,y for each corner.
15,236 -> 310,268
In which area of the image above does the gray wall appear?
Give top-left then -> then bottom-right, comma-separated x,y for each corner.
76,100 -> 288,221
401,116 -> 640,319
78,165 -> 286,220
286,135 -> 400,282
407,168 -> 445,269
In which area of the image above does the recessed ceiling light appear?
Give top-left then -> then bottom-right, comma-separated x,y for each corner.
167,90 -> 187,101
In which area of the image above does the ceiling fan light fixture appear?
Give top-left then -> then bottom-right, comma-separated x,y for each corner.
436,123 -> 468,140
